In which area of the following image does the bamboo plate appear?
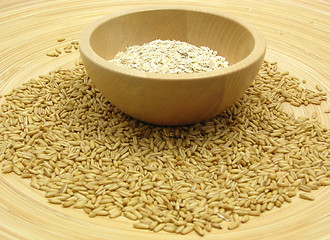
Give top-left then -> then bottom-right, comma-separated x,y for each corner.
0,0 -> 329,239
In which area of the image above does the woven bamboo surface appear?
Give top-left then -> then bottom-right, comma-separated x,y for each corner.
0,0 -> 329,239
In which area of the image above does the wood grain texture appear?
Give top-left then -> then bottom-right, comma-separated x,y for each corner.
0,0 -> 329,239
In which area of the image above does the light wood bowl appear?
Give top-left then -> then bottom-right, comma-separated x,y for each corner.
79,6 -> 266,125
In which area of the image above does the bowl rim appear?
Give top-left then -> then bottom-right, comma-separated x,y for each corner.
79,5 -> 266,80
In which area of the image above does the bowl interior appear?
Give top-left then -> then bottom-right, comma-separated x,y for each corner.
89,9 -> 255,65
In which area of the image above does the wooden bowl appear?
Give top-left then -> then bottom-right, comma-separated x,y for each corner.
79,6 -> 266,125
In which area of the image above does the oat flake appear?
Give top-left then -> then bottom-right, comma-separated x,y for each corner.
109,39 -> 229,74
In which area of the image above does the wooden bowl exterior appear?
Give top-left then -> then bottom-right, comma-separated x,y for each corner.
79,6 -> 266,125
